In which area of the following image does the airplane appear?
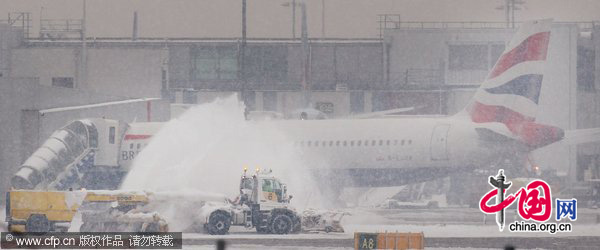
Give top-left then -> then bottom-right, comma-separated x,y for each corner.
11,19 -> 600,192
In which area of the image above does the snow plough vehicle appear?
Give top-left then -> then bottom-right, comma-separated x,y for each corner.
201,168 -> 301,234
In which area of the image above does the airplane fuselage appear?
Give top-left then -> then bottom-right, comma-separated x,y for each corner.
119,116 -> 524,187
262,116 -> 520,186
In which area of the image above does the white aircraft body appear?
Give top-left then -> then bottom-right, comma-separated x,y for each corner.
11,19 -> 600,190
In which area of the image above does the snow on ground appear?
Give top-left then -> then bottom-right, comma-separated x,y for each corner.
185,246 -> 491,250
184,246 -> 352,250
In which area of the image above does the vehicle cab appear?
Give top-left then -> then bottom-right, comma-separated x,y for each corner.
239,168 -> 292,207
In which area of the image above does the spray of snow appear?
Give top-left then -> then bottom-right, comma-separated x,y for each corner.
121,95 -> 326,230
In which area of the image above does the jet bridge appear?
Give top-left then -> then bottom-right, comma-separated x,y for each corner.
11,119 -> 125,190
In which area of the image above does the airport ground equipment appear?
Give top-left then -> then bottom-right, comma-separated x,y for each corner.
301,208 -> 349,233
11,118 -> 161,191
5,190 -> 168,232
5,170 -> 303,235
201,169 -> 302,235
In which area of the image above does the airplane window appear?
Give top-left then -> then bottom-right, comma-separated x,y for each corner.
371,140 -> 376,146
137,143 -> 141,149
364,140 -> 368,146
350,141 -> 354,146
401,140 -> 405,145
307,141 -> 312,147
315,141 -> 319,147
336,141 -> 340,146
408,140 -> 412,144
357,141 -> 362,146
379,140 -> 383,146
329,141 -> 333,146
129,144 -> 133,149
386,140 -> 390,145
343,141 -> 347,146
394,140 -> 398,145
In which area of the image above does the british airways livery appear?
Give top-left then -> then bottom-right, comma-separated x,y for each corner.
11,20 -> 600,191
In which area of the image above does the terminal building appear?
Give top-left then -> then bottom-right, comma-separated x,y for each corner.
1,13 -> 599,202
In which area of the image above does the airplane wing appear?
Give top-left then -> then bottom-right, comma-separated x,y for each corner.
351,106 -> 421,119
560,128 -> 600,145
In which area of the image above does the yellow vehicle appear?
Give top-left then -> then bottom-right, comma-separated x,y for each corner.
5,190 -> 156,232
6,169 -> 304,234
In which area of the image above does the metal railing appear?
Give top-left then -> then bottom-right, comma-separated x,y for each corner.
389,68 -> 444,86
40,19 -> 83,39
377,14 -> 598,38
1,12 -> 32,38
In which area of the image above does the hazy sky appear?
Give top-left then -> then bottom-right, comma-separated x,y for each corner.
1,0 -> 599,38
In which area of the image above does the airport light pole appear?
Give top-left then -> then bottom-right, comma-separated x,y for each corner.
495,0 -> 525,28
241,0 -> 248,109
80,0 -> 87,89
282,1 -> 310,108
292,0 -> 296,39
321,0 -> 325,37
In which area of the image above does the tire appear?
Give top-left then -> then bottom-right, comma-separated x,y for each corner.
291,215 -> 302,234
79,222 -> 92,232
206,212 -> 231,235
270,214 -> 293,234
256,226 -> 270,234
26,214 -> 51,232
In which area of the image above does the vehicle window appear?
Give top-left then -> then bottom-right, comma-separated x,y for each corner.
241,178 -> 253,189
262,179 -> 273,192
272,180 -> 281,190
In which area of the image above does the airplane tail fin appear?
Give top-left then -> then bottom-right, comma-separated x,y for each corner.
463,19 -> 563,148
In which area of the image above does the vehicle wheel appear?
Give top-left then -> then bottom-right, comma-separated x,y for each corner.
270,214 -> 293,234
291,216 -> 302,234
206,212 -> 230,235
79,222 -> 92,232
26,214 -> 51,232
256,226 -> 270,234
